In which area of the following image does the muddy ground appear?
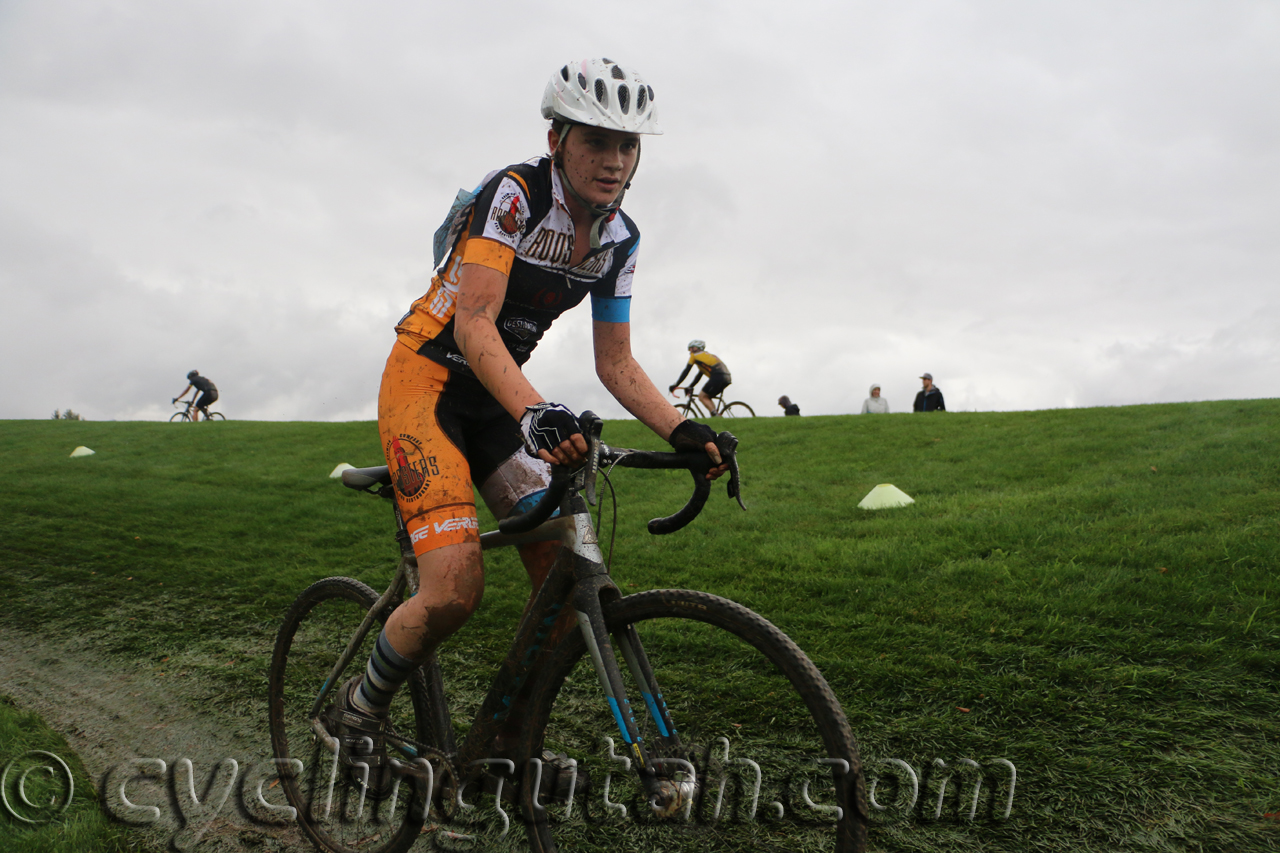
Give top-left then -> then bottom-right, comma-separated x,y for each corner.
0,625 -> 307,852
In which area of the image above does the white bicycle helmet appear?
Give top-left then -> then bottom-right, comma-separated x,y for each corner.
541,59 -> 662,135
687,340 -> 705,352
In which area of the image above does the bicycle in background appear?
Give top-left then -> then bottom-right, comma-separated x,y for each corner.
672,387 -> 755,418
170,399 -> 224,422
268,412 -> 867,853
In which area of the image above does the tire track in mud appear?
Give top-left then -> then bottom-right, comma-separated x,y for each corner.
0,625 -> 307,852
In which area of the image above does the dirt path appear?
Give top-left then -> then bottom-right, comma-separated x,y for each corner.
0,625 -> 306,852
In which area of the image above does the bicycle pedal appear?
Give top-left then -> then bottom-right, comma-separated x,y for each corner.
538,751 -> 590,805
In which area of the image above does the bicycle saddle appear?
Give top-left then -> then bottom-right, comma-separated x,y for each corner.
341,465 -> 392,491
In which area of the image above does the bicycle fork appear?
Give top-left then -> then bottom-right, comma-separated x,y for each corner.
564,509 -> 692,814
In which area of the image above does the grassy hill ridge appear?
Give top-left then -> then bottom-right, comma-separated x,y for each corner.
1,400 -> 1277,851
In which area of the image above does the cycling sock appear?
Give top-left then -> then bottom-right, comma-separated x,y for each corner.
353,630 -> 416,716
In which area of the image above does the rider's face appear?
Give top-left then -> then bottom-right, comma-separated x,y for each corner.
551,126 -> 640,209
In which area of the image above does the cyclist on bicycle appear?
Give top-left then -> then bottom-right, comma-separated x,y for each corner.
668,339 -> 732,416
334,58 -> 729,796
172,370 -> 218,421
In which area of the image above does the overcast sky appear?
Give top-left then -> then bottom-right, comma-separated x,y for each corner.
2,0 -> 1277,423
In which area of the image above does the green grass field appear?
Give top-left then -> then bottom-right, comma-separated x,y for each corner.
0,697 -> 139,853
1,401 -> 1277,852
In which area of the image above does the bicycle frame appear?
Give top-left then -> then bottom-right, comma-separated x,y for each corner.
675,390 -> 721,418
309,480 -> 675,807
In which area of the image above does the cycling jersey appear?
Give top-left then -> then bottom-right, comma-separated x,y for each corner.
673,351 -> 731,391
395,157 -> 640,378
686,351 -> 729,379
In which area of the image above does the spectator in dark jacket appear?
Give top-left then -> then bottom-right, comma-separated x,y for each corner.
778,395 -> 800,416
913,373 -> 945,412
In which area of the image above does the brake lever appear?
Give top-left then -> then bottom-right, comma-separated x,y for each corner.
580,410 -> 605,507
716,431 -> 746,511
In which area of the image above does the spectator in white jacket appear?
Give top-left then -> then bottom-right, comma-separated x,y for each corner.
860,384 -> 889,414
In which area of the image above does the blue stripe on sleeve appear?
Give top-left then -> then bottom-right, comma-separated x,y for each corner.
591,295 -> 631,323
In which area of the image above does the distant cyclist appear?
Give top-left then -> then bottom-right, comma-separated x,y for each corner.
173,370 -> 218,421
669,339 -> 732,416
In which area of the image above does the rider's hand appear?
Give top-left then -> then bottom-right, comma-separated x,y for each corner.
171,398 -> 178,404
521,403 -> 589,467
668,419 -> 730,481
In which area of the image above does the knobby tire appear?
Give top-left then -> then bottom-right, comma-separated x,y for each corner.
268,576 -> 444,853
430,589 -> 868,852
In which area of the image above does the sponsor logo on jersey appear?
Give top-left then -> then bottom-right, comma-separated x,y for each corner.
503,317 -> 540,341
531,288 -> 565,309
574,249 -> 613,278
492,192 -> 526,236
446,352 -> 469,366
525,227 -> 573,266
385,435 -> 439,499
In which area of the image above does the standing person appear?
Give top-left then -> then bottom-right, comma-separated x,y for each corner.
778,395 -> 800,416
860,383 -> 889,414
172,370 -> 217,421
913,373 -> 946,412
669,340 -> 732,416
334,59 -> 728,798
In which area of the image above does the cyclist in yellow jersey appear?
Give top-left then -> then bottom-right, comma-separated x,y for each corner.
669,339 -> 732,416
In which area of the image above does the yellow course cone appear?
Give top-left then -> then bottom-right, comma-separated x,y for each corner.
329,462 -> 355,479
858,483 -> 914,510
69,446 -> 95,458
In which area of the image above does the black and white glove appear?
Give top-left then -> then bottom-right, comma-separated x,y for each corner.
520,403 -> 581,459
667,419 -> 718,453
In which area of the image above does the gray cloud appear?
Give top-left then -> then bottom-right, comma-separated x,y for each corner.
2,0 -> 1277,424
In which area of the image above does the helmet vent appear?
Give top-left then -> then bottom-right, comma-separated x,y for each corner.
594,77 -> 607,105
647,85 -> 655,102
577,72 -> 588,90
610,64 -> 626,80
636,85 -> 647,112
617,84 -> 630,114
560,65 -> 570,82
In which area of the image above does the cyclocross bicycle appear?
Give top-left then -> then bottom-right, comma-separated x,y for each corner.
672,388 -> 755,418
267,412 -> 867,853
170,399 -> 224,421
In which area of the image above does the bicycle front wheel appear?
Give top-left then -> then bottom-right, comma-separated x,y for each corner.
720,401 -> 755,418
268,576 -> 442,853
169,411 -> 190,422
514,589 -> 868,853
674,401 -> 699,418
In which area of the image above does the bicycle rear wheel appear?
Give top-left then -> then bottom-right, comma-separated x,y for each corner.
720,402 -> 755,418
268,576 -> 445,853
509,589 -> 868,853
209,411 -> 226,420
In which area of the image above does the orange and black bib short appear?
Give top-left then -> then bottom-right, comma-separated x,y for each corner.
378,341 -> 551,558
